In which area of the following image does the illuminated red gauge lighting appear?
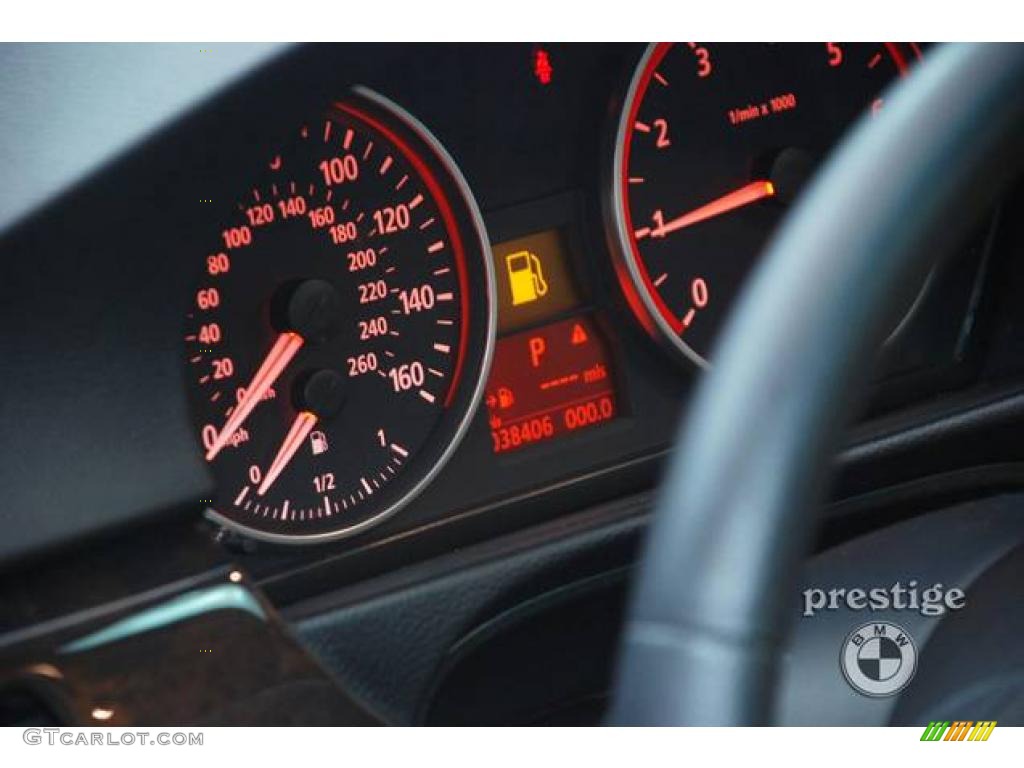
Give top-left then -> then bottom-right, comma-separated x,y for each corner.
609,42 -> 923,368
205,331 -> 304,461
184,89 -> 495,544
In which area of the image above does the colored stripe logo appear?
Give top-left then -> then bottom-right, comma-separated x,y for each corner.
920,721 -> 997,741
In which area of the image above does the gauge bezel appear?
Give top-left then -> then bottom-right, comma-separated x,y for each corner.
608,43 -> 710,369
201,86 -> 496,546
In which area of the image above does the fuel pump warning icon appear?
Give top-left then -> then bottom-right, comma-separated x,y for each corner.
506,250 -> 548,306
309,430 -> 329,455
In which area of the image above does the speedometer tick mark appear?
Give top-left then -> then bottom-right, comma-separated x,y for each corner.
379,155 -> 393,174
419,216 -> 435,230
323,120 -> 332,142
427,240 -> 445,254
396,174 -> 409,190
409,193 -> 423,209
362,141 -> 374,160
343,128 -> 354,150
418,390 -> 436,404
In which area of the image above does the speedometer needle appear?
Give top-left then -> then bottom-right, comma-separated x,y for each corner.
650,180 -> 775,238
258,410 -> 318,496
205,331 -> 305,461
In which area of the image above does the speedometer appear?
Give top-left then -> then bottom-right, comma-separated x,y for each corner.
609,43 -> 922,367
184,88 -> 495,543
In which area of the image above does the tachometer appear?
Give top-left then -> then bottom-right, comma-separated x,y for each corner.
185,89 -> 495,543
609,43 -> 922,367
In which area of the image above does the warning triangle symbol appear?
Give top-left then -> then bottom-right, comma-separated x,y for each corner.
571,323 -> 588,345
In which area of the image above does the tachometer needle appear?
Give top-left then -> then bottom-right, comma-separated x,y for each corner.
650,180 -> 775,238
258,410 -> 319,496
205,331 -> 305,461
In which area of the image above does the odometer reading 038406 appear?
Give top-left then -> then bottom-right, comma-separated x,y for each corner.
185,89 -> 495,544
610,43 -> 922,368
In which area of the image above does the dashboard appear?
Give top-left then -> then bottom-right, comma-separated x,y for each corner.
2,42 -> 1024,658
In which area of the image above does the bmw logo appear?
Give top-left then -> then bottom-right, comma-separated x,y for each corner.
840,621 -> 918,697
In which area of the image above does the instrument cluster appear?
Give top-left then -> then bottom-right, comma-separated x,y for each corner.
181,42 -> 986,547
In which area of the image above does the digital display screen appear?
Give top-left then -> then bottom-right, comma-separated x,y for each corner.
485,314 -> 618,454
492,228 -> 582,334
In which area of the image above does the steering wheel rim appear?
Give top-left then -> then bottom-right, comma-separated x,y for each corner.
609,43 -> 1024,726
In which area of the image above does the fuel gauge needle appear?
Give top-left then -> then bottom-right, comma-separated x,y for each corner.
258,411 -> 318,496
205,331 -> 305,461
650,180 -> 775,238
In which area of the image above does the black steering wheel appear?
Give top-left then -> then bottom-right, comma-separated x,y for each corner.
609,43 -> 1024,726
